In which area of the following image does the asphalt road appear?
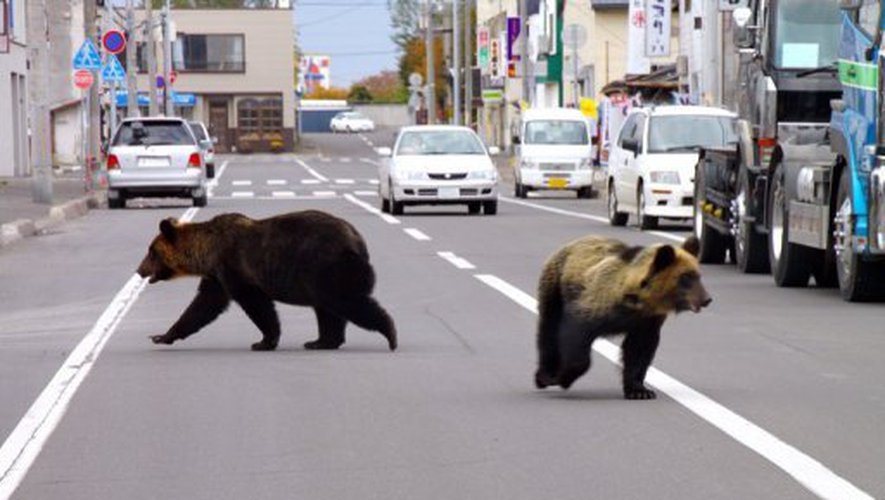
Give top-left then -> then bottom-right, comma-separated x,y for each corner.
1,129 -> 883,499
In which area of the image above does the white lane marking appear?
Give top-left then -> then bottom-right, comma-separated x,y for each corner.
361,158 -> 380,166
212,195 -> 340,201
500,197 -> 687,243
313,191 -> 336,197
320,158 -> 331,163
353,190 -> 378,197
472,273 -> 873,500
231,191 -> 254,198
231,180 -> 252,186
335,179 -> 355,185
267,179 -> 287,186
206,160 -> 229,197
437,251 -> 476,270
343,193 -> 400,225
340,157 -> 352,163
301,179 -> 321,185
367,141 -> 374,147
368,179 -> 380,185
404,228 -> 431,241
295,158 -> 329,182
0,208 -> 200,499
272,191 -> 296,198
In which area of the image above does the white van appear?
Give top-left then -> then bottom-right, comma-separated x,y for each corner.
513,108 -> 595,198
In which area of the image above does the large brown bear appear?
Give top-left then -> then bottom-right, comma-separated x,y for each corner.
534,235 -> 710,399
136,211 -> 397,351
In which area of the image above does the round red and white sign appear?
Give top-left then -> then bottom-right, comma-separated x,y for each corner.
73,69 -> 94,89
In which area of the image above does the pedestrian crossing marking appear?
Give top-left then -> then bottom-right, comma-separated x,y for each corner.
232,180 -> 252,186
267,179 -> 287,185
272,191 -> 296,198
231,191 -> 254,197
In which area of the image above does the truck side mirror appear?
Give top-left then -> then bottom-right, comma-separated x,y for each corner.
732,7 -> 755,49
622,138 -> 640,157
512,135 -> 521,145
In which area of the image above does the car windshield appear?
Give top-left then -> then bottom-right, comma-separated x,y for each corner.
396,130 -> 485,155
773,0 -> 840,69
646,115 -> 738,153
524,120 -> 588,145
114,121 -> 195,147
189,122 -> 208,141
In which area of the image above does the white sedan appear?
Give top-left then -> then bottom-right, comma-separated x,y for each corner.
330,112 -> 375,133
378,125 -> 500,215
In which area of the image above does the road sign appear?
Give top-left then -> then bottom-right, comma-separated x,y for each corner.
73,69 -> 94,89
170,70 -> 178,84
156,75 -> 165,88
478,26 -> 490,73
101,55 -> 126,82
408,72 -> 423,87
102,29 -> 126,55
72,39 -> 102,70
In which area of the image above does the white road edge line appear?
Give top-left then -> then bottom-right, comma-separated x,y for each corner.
437,251 -> 476,270
295,158 -> 329,182
499,197 -> 686,243
343,193 -> 400,225
0,208 -> 201,499
472,273 -> 873,500
404,228 -> 431,241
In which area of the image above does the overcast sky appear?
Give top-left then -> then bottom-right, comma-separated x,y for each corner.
294,1 -> 399,87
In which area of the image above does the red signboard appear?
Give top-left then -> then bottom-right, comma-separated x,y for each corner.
73,69 -> 94,89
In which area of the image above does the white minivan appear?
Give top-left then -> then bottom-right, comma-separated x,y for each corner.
607,105 -> 738,229
513,108 -> 595,198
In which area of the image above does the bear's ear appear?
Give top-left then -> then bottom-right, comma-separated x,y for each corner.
159,218 -> 178,244
682,236 -> 700,258
651,245 -> 676,274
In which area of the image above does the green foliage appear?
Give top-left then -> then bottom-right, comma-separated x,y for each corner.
388,0 -> 421,50
348,85 -> 373,103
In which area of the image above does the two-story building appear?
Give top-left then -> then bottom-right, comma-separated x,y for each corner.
129,6 -> 296,153
0,0 -> 30,177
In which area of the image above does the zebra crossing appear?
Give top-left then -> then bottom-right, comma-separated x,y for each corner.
212,177 -> 380,200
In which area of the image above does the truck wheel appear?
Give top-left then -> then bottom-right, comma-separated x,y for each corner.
768,162 -> 811,287
734,168 -> 770,273
693,164 -> 727,264
834,169 -> 885,301
637,184 -> 658,230
607,181 -> 628,226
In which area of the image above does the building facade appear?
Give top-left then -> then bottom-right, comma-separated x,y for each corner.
0,0 -> 30,177
132,8 -> 296,153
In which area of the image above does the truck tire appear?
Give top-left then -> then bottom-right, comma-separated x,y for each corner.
607,180 -> 628,226
834,169 -> 885,301
693,162 -> 728,264
734,167 -> 770,273
768,162 -> 812,287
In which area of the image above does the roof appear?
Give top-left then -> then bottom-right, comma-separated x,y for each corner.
521,107 -> 587,121
630,105 -> 737,118
120,116 -> 188,123
399,125 -> 477,133
591,0 -> 629,10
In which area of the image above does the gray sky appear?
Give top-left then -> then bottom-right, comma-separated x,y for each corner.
294,1 -> 399,87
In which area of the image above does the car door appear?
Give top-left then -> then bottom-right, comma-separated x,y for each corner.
623,114 -> 647,209
611,113 -> 638,205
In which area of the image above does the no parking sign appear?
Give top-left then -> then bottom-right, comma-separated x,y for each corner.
102,29 -> 126,55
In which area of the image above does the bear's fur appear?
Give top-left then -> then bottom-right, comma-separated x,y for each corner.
136,211 -> 397,351
534,235 -> 710,399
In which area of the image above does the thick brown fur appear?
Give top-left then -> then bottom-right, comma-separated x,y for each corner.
137,211 -> 397,351
535,235 -> 710,399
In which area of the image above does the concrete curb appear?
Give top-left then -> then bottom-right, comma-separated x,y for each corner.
0,194 -> 103,249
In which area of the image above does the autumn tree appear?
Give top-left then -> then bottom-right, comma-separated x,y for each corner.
304,86 -> 349,100
398,37 -> 447,114
351,70 -> 407,104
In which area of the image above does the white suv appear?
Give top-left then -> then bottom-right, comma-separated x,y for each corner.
607,106 -> 738,229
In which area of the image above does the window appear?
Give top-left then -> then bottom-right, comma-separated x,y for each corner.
524,120 -> 589,145
617,114 -> 639,146
395,130 -> 485,156
237,97 -> 283,134
175,34 -> 245,73
646,115 -> 738,153
113,120 -> 195,147
773,0 -> 841,69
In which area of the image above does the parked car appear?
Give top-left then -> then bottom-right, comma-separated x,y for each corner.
188,120 -> 217,178
330,112 -> 375,133
513,107 -> 595,198
607,105 -> 738,229
377,125 -> 500,215
106,117 -> 209,209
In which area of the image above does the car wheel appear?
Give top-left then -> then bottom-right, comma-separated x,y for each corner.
607,180 -> 628,226
390,182 -> 404,215
693,163 -> 727,264
637,184 -> 658,230
108,190 -> 125,209
206,163 -> 215,179
514,181 -> 524,198
380,193 -> 390,213
468,202 -> 481,215
483,200 -> 498,215
577,186 -> 593,199
193,193 -> 208,207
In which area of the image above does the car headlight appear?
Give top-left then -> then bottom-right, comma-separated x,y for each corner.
395,169 -> 425,181
469,169 -> 497,181
649,171 -> 680,184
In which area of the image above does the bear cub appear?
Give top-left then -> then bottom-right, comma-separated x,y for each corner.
534,235 -> 710,399
137,210 -> 397,351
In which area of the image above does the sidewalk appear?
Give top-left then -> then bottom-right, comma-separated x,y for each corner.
0,169 -> 104,249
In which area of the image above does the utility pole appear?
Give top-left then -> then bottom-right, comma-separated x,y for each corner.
463,0 -> 472,127
29,0 -> 52,203
425,0 -> 435,124
162,0 -> 174,116
104,1 -> 118,136
146,0 -> 159,116
126,0 -> 138,117
85,0 -> 101,189
452,0 -> 460,126
519,0 -> 530,107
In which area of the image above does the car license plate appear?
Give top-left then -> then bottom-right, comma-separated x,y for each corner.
547,178 -> 568,189
438,187 -> 460,199
138,157 -> 171,168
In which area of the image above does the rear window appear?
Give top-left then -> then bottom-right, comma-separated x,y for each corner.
524,120 -> 588,145
189,122 -> 208,141
114,121 -> 195,147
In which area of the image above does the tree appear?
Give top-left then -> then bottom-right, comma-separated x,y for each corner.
304,86 -> 349,100
397,37 -> 447,113
352,70 -> 407,104
348,85 -> 373,103
388,0 -> 421,50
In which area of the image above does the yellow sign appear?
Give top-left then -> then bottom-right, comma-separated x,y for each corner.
579,97 -> 598,119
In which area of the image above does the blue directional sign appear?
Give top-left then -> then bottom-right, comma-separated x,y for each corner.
72,39 -> 102,70
101,55 -> 126,82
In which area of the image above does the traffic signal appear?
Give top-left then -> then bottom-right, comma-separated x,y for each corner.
508,62 -> 516,78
